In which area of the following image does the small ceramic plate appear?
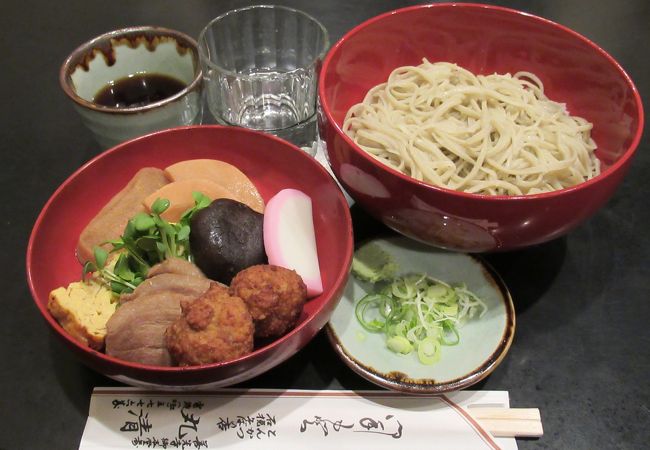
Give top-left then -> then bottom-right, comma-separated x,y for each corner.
326,236 -> 515,394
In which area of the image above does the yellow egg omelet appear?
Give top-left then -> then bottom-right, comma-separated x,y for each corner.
48,278 -> 116,350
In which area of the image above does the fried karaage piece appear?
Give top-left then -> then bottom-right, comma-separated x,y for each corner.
165,283 -> 254,366
229,265 -> 307,338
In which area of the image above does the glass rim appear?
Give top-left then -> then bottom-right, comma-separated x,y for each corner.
198,4 -> 330,78
212,110 -> 317,133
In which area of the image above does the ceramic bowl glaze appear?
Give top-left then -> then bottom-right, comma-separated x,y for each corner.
318,3 -> 644,252
327,236 -> 515,394
60,26 -> 203,149
27,125 -> 353,389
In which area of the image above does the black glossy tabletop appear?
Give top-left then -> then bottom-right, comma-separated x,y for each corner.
2,1 -> 648,449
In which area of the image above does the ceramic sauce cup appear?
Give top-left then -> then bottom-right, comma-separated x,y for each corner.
60,26 -> 203,149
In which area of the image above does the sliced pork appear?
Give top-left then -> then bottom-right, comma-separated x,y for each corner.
105,260 -> 209,366
119,273 -> 210,304
146,258 -> 206,279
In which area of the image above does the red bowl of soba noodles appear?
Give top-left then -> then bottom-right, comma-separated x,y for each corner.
318,3 -> 643,252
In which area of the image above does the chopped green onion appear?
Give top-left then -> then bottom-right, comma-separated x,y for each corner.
387,336 -> 414,354
354,269 -> 487,365
417,336 -> 441,365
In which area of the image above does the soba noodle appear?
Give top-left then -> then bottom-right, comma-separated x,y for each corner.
343,60 -> 600,195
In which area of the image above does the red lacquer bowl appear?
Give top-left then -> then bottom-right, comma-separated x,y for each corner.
319,3 -> 643,252
26,125 -> 353,388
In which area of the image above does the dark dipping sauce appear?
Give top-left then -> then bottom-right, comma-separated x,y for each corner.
93,73 -> 187,108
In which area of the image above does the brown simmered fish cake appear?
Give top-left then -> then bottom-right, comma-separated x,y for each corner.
77,167 -> 169,263
229,265 -> 307,338
165,283 -> 254,366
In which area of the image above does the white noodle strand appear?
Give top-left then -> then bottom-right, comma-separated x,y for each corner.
343,61 -> 600,195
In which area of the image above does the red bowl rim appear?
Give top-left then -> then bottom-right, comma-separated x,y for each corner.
26,124 -> 354,374
318,2 -> 645,202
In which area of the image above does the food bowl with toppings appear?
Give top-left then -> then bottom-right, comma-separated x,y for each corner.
318,3 -> 644,252
27,125 -> 353,388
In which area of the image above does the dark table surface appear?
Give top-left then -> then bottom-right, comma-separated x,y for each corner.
2,1 -> 648,449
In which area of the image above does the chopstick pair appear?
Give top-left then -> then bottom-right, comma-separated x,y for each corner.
467,407 -> 543,438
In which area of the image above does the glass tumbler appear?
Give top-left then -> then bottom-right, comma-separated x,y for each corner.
198,5 -> 329,149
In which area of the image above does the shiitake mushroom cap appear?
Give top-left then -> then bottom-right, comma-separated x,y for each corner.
189,199 -> 266,284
